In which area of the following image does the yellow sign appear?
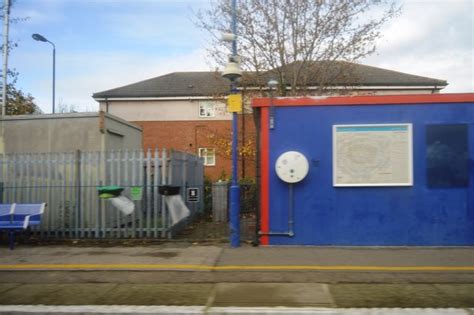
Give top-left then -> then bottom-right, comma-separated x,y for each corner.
227,94 -> 242,113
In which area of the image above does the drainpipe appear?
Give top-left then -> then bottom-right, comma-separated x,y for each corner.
241,89 -> 246,179
99,111 -> 106,152
252,107 -> 261,246
258,183 -> 295,237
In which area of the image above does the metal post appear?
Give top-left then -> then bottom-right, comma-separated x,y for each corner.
1,0 -> 10,154
1,0 -> 9,118
229,0 -> 240,248
52,45 -> 55,114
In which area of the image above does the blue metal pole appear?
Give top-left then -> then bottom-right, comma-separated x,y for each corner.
231,0 -> 237,58
229,0 -> 240,248
230,111 -> 240,247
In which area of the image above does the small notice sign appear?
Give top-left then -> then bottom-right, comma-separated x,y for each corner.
130,186 -> 143,201
187,188 -> 199,202
227,94 -> 242,113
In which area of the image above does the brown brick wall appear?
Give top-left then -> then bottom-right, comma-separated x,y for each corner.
134,115 -> 256,181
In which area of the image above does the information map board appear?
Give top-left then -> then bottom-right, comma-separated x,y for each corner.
333,124 -> 413,187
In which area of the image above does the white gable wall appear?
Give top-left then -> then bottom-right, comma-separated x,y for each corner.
99,99 -> 232,122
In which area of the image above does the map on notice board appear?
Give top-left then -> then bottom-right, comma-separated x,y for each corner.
333,124 -> 413,186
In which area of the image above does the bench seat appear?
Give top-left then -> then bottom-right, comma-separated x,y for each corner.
0,203 -> 45,249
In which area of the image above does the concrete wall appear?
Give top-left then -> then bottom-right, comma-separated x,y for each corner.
102,112 -> 143,151
3,112 -> 142,154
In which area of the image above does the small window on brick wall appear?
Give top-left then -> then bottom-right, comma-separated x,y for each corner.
426,124 -> 469,188
198,148 -> 216,166
199,102 -> 215,118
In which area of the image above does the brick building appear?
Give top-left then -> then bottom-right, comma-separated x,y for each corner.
92,61 -> 447,181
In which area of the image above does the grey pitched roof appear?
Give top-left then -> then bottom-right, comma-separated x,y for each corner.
93,72 -> 230,99
317,61 -> 448,87
93,61 -> 447,99
256,61 -> 448,87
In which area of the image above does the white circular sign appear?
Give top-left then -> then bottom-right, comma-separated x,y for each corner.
275,151 -> 309,183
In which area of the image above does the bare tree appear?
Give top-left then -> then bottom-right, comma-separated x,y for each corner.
57,99 -> 78,113
196,0 -> 400,95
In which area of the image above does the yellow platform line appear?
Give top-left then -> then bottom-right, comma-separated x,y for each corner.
0,264 -> 473,271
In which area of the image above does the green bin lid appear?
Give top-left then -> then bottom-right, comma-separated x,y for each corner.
98,192 -> 117,199
97,186 -> 124,195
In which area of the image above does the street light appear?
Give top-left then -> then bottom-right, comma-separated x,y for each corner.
221,0 -> 242,248
32,33 -> 55,114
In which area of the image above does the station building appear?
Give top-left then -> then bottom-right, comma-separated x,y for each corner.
252,93 -> 474,246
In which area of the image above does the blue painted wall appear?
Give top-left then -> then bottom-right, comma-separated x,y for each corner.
268,102 -> 474,245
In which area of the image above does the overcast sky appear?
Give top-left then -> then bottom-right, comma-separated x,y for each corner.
7,0 -> 474,113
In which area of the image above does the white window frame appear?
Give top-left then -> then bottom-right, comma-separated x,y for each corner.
198,148 -> 216,166
198,101 -> 215,118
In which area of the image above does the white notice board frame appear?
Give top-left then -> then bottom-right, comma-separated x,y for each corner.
333,123 -> 413,187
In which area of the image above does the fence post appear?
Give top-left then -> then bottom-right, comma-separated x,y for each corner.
161,149 -> 167,238
68,152 -> 74,237
182,153 -> 187,208
74,149 -> 81,238
96,151 -> 102,238
130,149 -> 136,238
145,148 -> 151,237
153,148 -> 159,238
138,149 -> 145,238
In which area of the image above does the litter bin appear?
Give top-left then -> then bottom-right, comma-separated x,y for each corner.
98,186 -> 124,199
97,186 -> 134,215
158,186 -> 190,225
158,185 -> 181,196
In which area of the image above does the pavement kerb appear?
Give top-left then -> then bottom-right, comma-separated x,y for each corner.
0,306 -> 473,314
0,264 -> 474,271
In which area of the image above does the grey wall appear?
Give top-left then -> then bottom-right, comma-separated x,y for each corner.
3,112 -> 142,154
103,113 -> 142,151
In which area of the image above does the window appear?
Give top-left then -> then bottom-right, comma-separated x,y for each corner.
198,148 -> 216,166
199,102 -> 215,118
426,124 -> 468,188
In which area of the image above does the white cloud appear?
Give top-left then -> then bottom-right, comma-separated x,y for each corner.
364,0 -> 474,93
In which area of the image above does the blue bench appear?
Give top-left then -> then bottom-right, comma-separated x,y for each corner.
0,203 -> 46,250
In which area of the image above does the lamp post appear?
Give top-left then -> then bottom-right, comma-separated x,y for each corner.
32,33 -> 55,114
222,0 -> 242,248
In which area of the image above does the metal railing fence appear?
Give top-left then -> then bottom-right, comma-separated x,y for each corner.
0,149 -> 204,239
